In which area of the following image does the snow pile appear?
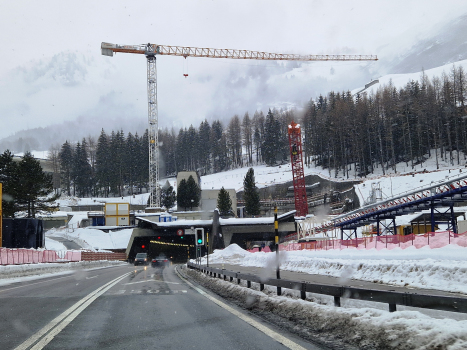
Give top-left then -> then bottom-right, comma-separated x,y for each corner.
185,266 -> 467,350
204,244 -> 467,294
44,237 -> 67,250
55,193 -> 150,208
212,243 -> 252,261
0,260 -> 125,284
47,227 -> 133,250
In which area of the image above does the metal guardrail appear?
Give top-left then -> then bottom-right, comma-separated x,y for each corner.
187,262 -> 467,314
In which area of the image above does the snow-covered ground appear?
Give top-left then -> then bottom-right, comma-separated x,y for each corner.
204,244 -> 467,295
352,59 -> 467,98
0,261 -> 125,286
188,244 -> 467,349
46,226 -> 133,251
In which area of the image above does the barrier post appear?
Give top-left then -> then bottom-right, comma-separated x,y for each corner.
274,205 -> 281,296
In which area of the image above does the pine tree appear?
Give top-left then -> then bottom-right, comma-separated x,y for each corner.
228,115 -> 242,168
59,141 -> 74,196
186,175 -> 201,210
198,120 -> 211,174
242,112 -> 253,165
161,182 -> 176,210
243,168 -> 260,216
95,129 -> 111,196
177,179 -> 189,211
16,152 -> 58,218
72,139 -> 92,197
0,150 -> 19,217
176,128 -> 187,171
263,109 -> 278,166
211,120 -> 228,172
217,187 -> 233,217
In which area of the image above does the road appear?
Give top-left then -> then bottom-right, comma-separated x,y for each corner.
0,264 -> 323,350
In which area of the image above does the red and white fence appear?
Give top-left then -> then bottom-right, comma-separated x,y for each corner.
0,248 -> 126,265
277,230 -> 467,252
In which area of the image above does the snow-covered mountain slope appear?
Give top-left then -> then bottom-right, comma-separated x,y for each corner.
387,14 -> 467,74
352,58 -> 467,96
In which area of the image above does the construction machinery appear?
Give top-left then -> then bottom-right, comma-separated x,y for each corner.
101,42 -> 377,208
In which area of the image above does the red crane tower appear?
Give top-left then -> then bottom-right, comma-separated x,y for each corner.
288,121 -> 308,217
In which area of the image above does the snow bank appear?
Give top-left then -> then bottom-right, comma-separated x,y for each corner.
47,227 -> 133,250
185,266 -> 467,350
0,260 -> 126,285
204,244 -> 467,294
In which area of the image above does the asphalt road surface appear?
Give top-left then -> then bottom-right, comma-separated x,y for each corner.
0,264 -> 323,350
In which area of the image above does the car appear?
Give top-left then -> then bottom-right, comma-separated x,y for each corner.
151,254 -> 170,267
134,253 -> 149,266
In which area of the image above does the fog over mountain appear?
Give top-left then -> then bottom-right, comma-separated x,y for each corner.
1,6 -> 467,154
386,14 -> 467,74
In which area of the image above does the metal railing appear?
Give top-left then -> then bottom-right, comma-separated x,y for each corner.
187,262 -> 467,314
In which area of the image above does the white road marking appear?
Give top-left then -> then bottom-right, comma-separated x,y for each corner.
176,268 -> 307,350
0,275 -> 73,293
124,280 -> 179,285
14,272 -> 131,350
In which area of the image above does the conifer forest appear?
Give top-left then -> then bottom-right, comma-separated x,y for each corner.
55,66 -> 467,197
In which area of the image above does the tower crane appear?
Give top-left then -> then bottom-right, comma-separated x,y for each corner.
101,42 -> 377,209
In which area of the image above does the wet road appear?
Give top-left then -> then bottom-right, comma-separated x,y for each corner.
1,264 -> 323,350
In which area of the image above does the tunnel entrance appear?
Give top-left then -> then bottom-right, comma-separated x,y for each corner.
147,239 -> 194,263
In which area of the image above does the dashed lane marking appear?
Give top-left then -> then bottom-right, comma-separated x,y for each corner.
14,272 -> 132,350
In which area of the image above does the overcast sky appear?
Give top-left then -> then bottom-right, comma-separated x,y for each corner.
1,0 -> 467,141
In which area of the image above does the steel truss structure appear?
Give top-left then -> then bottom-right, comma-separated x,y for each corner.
146,48 -> 159,207
287,122 -> 308,217
102,43 -> 378,61
305,172 -> 467,238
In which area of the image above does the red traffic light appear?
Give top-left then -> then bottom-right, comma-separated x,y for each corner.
141,244 -> 146,249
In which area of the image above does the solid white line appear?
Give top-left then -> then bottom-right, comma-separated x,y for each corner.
175,268 -> 307,350
14,272 -> 131,350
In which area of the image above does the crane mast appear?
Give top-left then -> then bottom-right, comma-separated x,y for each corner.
146,45 -> 159,209
101,42 -> 377,210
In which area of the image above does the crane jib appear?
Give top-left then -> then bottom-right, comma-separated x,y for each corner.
101,42 -> 378,61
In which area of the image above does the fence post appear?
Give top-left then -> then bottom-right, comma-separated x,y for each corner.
334,296 -> 341,307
